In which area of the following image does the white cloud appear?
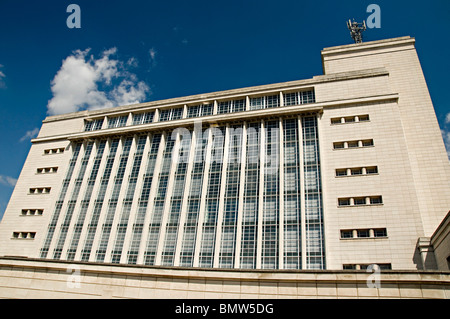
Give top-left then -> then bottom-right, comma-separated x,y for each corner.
149,48 -> 157,67
19,128 -> 39,142
111,80 -> 149,107
126,57 -> 138,68
149,48 -> 156,61
47,48 -> 150,115
441,129 -> 450,159
442,112 -> 450,160
0,175 -> 17,187
0,64 -> 6,89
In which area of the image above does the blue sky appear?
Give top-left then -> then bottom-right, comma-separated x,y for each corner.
0,0 -> 449,220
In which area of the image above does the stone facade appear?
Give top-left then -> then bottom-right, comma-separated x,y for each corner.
430,212 -> 450,271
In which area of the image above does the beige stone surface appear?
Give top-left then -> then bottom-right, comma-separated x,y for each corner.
0,257 -> 448,299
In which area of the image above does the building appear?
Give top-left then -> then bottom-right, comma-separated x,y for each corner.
0,36 -> 449,298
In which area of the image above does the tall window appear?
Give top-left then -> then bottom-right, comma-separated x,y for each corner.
283,119 -> 302,269
127,134 -> 162,264
67,140 -> 107,260
80,139 -> 120,261
240,122 -> 260,269
95,137 -> 133,262
219,125 -> 243,268
53,142 -> 94,259
161,131 -> 191,266
302,116 -> 325,269
111,136 -> 147,263
179,128 -> 208,267
144,134 -> 175,265
261,120 -> 280,269
199,126 -> 225,267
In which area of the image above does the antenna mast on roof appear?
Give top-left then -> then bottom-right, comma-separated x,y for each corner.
347,19 -> 366,43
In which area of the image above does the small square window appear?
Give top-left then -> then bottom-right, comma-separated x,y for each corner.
378,264 -> 392,270
357,264 -> 368,270
187,106 -> 199,118
354,197 -> 366,205
338,198 -> 351,206
344,116 -> 355,123
218,101 -> 230,114
343,264 -> 356,270
266,95 -> 279,108
335,169 -> 347,176
370,196 -> 383,205
357,229 -> 370,238
202,104 -> 213,116
333,142 -> 345,149
351,168 -> 363,175
283,92 -> 298,106
250,97 -> 264,110
362,139 -> 374,147
233,99 -> 245,112
171,108 -> 183,120
359,114 -> 370,122
347,141 -> 359,148
373,228 -> 387,237
331,118 -> 342,125
159,109 -> 171,121
340,230 -> 353,238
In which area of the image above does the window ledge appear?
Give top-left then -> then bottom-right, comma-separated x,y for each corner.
330,120 -> 371,126
337,203 -> 384,208
335,173 -> 379,178
340,236 -> 389,240
333,146 -> 375,151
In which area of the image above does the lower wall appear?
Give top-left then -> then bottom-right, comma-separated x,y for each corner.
0,257 -> 449,299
